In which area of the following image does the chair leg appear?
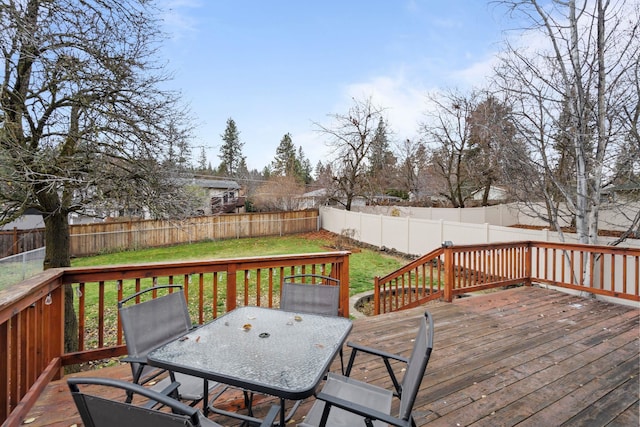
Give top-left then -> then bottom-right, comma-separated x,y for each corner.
243,390 -> 254,416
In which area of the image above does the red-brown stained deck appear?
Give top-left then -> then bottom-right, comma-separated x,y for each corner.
23,286 -> 639,427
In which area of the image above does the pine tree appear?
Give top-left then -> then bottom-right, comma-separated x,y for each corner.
272,133 -> 298,177
297,146 -> 313,184
198,147 -> 208,172
368,118 -> 394,175
218,118 -> 245,176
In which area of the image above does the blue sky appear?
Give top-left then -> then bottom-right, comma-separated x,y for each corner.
158,1 -> 510,171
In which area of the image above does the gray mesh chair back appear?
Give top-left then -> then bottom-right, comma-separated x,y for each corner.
118,286 -> 217,406
398,310 -> 434,421
281,275 -> 340,316
67,377 -> 280,427
298,310 -> 434,427
118,286 -> 192,384
67,377 -> 213,427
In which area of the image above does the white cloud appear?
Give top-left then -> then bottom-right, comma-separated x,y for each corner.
158,0 -> 202,41
342,73 -> 430,142
450,54 -> 499,88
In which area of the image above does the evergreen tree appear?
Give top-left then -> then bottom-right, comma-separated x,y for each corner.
366,117 -> 396,196
197,147 -> 208,172
369,118 -> 393,174
297,146 -> 313,184
262,165 -> 272,179
218,118 -> 245,176
272,133 -> 298,177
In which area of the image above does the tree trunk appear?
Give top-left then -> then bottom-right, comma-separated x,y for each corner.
42,211 -> 79,357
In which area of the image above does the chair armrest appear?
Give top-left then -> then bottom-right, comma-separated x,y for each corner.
314,390 -> 411,427
344,342 -> 409,396
259,405 -> 281,426
346,342 -> 410,363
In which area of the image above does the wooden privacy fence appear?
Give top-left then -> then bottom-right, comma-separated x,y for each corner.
375,241 -> 640,314
0,210 -> 319,258
69,210 -> 319,257
0,228 -> 45,258
0,250 -> 350,425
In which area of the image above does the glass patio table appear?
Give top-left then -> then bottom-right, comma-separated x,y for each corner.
147,305 -> 352,425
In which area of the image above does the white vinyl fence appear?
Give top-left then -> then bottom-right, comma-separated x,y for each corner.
320,206 -> 640,256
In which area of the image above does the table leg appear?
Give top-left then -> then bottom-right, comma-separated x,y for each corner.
279,398 -> 286,426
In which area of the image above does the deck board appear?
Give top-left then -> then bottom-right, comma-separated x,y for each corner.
23,286 -> 639,427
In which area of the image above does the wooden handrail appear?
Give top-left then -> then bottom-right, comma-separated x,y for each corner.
374,241 -> 640,315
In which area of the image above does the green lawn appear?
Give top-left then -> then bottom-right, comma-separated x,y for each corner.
64,232 -> 407,353
71,232 -> 406,296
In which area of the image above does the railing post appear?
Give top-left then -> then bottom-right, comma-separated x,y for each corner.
444,247 -> 454,302
525,243 -> 532,286
339,254 -> 350,318
374,276 -> 380,315
51,284 -> 65,379
226,264 -> 237,313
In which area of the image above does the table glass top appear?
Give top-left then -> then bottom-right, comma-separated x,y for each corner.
148,306 -> 352,396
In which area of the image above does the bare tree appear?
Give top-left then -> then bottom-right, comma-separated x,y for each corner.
314,97 -> 386,210
466,94 -> 518,205
0,0 -> 196,354
394,138 -> 423,200
252,175 -> 305,211
493,0 -> 640,244
421,89 -> 480,207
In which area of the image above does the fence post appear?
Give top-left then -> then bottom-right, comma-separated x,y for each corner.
12,227 -> 19,256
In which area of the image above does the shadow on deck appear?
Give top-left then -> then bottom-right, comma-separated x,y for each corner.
25,286 -> 639,427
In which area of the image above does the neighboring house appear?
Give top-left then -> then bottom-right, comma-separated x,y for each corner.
296,188 -> 369,209
601,184 -> 640,203
296,188 -> 329,209
67,177 -> 245,224
187,178 -> 245,215
0,208 -> 45,230
369,194 -> 404,205
471,185 -> 509,202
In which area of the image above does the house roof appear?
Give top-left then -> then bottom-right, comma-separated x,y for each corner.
184,178 -> 240,190
300,188 -> 327,198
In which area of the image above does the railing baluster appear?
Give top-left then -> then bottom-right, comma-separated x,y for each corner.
78,283 -> 86,350
98,282 -> 105,348
198,273 -> 205,324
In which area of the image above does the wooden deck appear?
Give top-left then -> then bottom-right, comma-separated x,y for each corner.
24,286 -> 639,427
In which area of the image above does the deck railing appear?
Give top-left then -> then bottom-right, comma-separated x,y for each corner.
375,241 -> 640,314
0,251 -> 350,426
2,240 -> 639,425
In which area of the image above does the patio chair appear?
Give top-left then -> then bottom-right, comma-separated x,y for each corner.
67,377 -> 280,427
281,274 -> 344,373
298,310 -> 434,427
280,274 -> 340,317
118,285 -> 220,409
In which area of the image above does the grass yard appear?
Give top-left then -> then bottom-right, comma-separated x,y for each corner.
71,230 -> 407,296
66,231 -> 407,350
